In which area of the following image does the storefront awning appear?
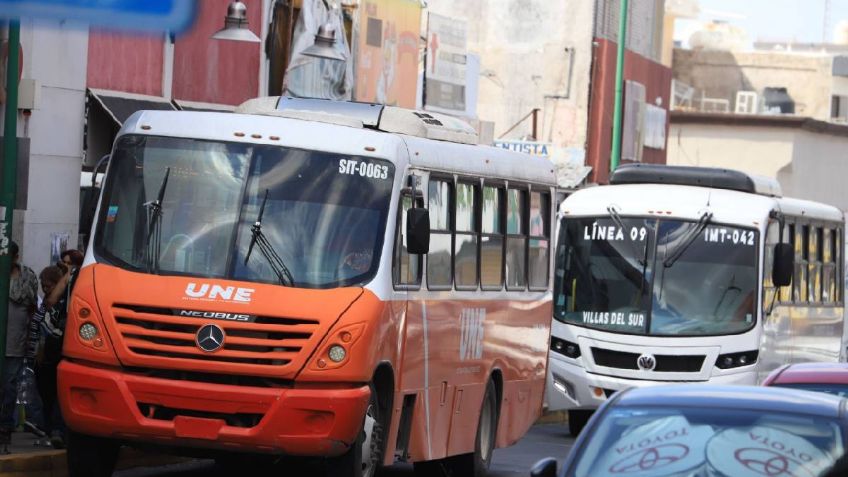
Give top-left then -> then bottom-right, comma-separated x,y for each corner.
88,88 -> 177,126
85,89 -> 177,167
173,99 -> 235,113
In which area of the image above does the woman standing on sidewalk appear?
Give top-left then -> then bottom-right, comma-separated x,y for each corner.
27,264 -> 71,449
0,242 -> 40,449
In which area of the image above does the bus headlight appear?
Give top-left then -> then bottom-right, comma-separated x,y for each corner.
551,337 -> 581,359
79,323 -> 99,341
715,350 -> 758,369
328,345 -> 347,363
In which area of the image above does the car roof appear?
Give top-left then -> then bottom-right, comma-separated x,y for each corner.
772,363 -> 848,385
615,384 -> 846,418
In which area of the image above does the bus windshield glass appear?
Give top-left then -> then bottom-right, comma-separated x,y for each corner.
554,217 -> 758,336
94,135 -> 395,289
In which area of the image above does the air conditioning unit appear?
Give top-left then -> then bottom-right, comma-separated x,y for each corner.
735,91 -> 758,114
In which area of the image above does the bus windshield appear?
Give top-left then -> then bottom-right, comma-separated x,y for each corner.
554,216 -> 758,336
94,135 -> 395,289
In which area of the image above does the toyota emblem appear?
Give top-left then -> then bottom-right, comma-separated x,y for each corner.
196,324 -> 225,353
637,353 -> 657,371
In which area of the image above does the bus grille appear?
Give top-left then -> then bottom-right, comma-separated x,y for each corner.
111,304 -> 319,369
591,347 -> 705,372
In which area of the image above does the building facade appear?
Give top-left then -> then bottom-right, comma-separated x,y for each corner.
0,18 -> 88,274
425,0 -> 671,187
668,112 -> 848,212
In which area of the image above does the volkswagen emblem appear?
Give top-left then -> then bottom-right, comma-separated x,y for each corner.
637,353 -> 656,371
196,324 -> 225,353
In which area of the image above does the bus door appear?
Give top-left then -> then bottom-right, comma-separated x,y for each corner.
392,185 -> 437,462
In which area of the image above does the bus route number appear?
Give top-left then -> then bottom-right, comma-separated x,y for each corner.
339,159 -> 389,179
584,222 -> 648,242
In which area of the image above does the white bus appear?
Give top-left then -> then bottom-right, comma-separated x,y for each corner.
547,164 -> 846,435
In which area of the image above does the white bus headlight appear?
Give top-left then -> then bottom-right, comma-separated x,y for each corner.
328,345 -> 347,363
79,323 -> 99,341
716,350 -> 758,369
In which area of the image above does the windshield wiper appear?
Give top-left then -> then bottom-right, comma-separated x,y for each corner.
244,189 -> 295,286
607,205 -> 647,266
663,211 -> 713,268
143,168 -> 170,274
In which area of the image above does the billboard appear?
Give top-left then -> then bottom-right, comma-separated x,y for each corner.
424,13 -> 468,115
354,0 -> 422,108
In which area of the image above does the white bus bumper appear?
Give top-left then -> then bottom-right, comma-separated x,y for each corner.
546,353 -> 757,412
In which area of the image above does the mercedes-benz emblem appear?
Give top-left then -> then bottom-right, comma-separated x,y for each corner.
637,353 -> 657,371
196,324 -> 225,353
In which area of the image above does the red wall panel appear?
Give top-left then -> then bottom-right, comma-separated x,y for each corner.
172,0 -> 261,105
87,31 -> 164,97
587,38 -> 672,184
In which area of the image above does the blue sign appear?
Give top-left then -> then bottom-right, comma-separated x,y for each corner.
0,0 -> 197,33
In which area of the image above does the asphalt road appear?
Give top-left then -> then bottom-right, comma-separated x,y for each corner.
113,424 -> 575,477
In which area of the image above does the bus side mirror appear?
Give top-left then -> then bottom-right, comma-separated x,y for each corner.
530,458 -> 558,477
406,208 -> 430,255
773,243 -> 794,287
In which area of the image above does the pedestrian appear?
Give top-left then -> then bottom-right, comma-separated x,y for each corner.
28,264 -> 71,449
59,249 -> 83,270
0,242 -> 39,451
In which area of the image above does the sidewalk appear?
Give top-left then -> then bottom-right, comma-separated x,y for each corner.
0,431 -> 187,477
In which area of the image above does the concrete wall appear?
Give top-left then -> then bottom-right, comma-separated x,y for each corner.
16,19 -> 88,274
667,123 -> 795,179
781,130 -> 848,211
423,0 -> 596,159
668,121 -> 848,212
595,0 -> 664,62
673,49 -> 834,120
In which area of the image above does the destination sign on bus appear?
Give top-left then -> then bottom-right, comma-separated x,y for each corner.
581,311 -> 645,329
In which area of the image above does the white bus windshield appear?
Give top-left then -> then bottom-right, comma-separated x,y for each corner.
554,217 -> 758,336
94,135 -> 395,289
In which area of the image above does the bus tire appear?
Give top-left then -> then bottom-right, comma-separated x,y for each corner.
568,410 -> 591,437
66,430 -> 120,477
327,384 -> 384,477
414,380 -> 499,477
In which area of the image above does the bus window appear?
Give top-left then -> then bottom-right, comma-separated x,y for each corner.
428,178 -> 453,289
529,191 -> 550,290
481,185 -> 504,290
823,228 -> 835,303
393,194 -> 422,288
506,187 -> 527,290
795,225 -> 809,303
809,227 -> 822,303
836,227 -> 841,303
455,181 -> 479,289
779,223 -> 794,302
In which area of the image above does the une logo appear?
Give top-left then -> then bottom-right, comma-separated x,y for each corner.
184,283 -> 255,303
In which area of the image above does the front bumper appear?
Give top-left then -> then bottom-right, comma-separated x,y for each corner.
58,360 -> 370,457
546,354 -> 757,411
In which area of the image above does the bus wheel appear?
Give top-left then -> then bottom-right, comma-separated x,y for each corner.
568,410 -> 591,437
66,430 -> 120,477
327,384 -> 384,477
414,380 -> 499,477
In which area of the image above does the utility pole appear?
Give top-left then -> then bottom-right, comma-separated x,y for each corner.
0,19 -> 21,365
609,0 -> 628,173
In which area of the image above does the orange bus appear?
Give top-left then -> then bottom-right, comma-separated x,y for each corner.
59,97 -> 556,477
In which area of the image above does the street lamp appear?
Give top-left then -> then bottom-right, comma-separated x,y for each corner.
212,1 -> 261,43
302,24 -> 345,62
